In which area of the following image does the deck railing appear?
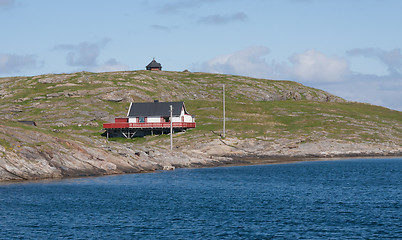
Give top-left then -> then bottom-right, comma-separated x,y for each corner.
103,122 -> 196,129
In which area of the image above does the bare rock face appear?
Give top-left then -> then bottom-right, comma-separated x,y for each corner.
0,123 -> 400,182
101,92 -> 124,102
238,83 -> 344,103
37,75 -> 71,84
46,92 -> 64,98
285,91 -> 302,101
0,125 -> 219,182
0,125 -> 143,181
195,137 -> 402,159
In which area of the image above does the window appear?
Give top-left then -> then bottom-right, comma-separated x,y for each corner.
139,117 -> 145,123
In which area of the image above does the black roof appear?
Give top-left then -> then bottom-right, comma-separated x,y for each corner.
146,59 -> 162,69
127,102 -> 187,117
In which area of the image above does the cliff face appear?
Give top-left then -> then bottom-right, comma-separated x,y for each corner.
0,125 -> 138,180
0,125 -> 228,181
0,71 -> 401,182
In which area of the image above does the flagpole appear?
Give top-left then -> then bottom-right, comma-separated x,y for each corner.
223,84 -> 225,138
170,105 -> 173,150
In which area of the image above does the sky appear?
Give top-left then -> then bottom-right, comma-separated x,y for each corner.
1,0 -> 401,111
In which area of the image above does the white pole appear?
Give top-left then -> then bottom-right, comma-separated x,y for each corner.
170,105 -> 173,150
223,84 -> 225,138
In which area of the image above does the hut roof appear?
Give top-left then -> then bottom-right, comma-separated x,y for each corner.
127,101 -> 187,117
146,59 -> 162,69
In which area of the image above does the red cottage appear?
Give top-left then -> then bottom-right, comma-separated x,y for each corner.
103,101 -> 196,138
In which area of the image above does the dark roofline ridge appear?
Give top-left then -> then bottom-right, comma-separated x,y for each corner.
127,101 -> 188,117
146,59 -> 162,69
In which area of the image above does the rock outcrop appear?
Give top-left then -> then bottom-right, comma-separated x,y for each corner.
1,123 -> 400,182
0,125 -> 228,181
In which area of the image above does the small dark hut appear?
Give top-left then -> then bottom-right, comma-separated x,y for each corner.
146,58 -> 162,71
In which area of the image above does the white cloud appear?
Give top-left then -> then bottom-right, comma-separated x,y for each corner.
200,46 -> 402,111
54,39 -> 110,67
198,12 -> 248,25
315,75 -> 402,111
287,49 -> 350,83
201,47 -> 350,82
0,53 -> 40,74
53,39 -> 129,73
347,48 -> 402,75
201,46 -> 273,78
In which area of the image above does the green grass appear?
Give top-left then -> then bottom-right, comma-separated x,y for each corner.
0,138 -> 11,149
0,70 -> 401,149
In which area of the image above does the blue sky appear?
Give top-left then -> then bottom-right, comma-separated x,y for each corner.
1,0 -> 401,111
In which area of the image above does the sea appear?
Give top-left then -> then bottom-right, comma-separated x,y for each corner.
0,158 -> 401,239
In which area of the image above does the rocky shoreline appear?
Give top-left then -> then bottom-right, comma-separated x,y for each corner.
1,151 -> 400,184
0,124 -> 400,183
226,153 -> 402,167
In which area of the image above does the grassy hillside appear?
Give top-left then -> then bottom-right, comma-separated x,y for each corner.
0,70 -> 401,149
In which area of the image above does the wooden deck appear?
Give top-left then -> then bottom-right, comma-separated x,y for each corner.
103,122 -> 196,129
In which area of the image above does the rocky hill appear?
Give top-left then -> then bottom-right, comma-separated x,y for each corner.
0,70 -> 401,182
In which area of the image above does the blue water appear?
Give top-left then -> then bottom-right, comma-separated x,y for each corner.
1,158 -> 401,239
